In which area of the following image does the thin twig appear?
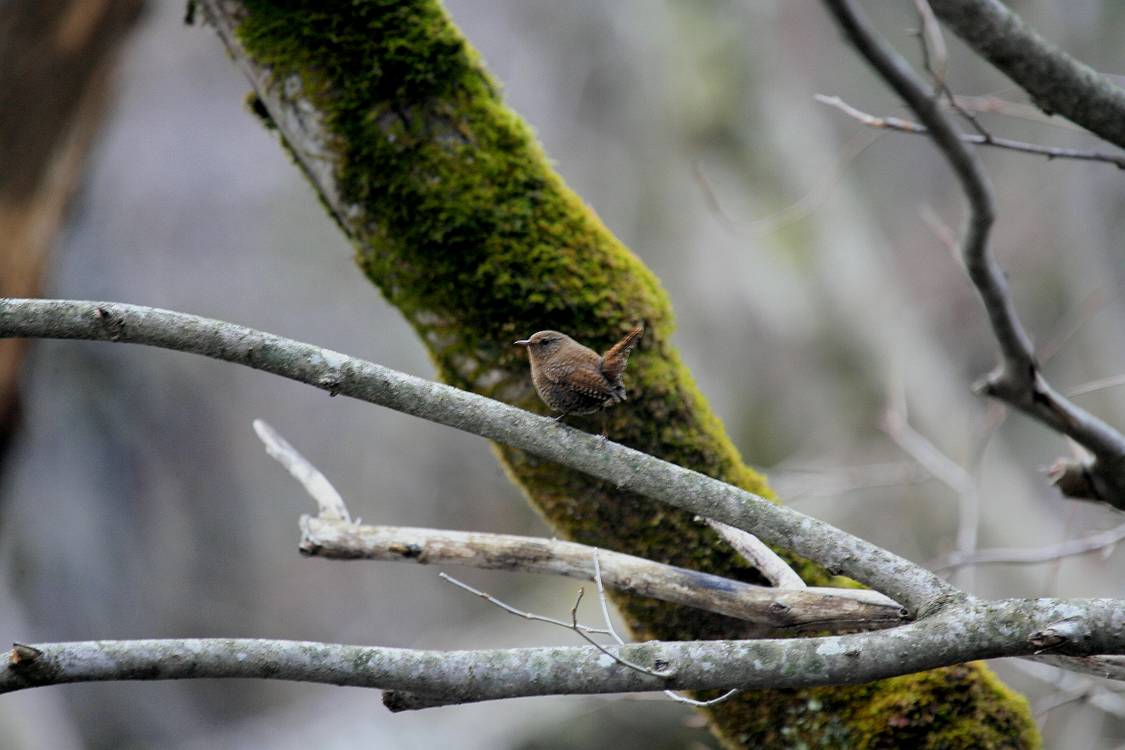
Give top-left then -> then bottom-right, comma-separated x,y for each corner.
253,419 -> 351,521
1067,374 -> 1125,399
772,461 -> 933,502
690,161 -> 737,235
442,572 -> 671,679
1036,287 -> 1107,364
930,520 -> 1125,571
816,94 -> 1125,169
438,572 -> 611,636
950,94 -> 1085,131
913,0 -> 947,85
913,0 -> 992,139
881,401 -> 979,589
589,551 -> 739,707
592,551 -> 622,644
695,129 -> 885,237
748,127 -> 884,236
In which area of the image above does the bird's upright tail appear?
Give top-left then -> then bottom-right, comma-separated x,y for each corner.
600,324 -> 644,382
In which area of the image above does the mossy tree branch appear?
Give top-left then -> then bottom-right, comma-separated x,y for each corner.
187,1 -> 1038,746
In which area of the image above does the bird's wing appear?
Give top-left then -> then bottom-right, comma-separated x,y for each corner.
599,325 -> 643,382
545,361 -> 617,400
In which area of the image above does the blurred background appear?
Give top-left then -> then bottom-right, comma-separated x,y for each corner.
2,1 -> 1124,747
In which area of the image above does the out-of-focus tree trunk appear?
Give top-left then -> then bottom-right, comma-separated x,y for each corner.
202,1 -> 1038,746
0,0 -> 144,460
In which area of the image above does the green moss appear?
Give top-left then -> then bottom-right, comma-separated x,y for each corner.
231,1 -> 1038,746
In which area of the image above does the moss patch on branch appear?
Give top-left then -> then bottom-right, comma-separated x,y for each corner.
230,1 -> 1037,746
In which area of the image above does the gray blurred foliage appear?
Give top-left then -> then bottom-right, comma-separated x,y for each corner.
2,1 -> 1125,748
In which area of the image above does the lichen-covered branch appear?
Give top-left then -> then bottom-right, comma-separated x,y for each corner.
257,414 -> 869,630
927,0 -> 1125,151
299,516 -> 906,635
4,595 -> 1124,700
823,0 -> 1125,509
0,298 -> 953,613
2,297 -> 1117,685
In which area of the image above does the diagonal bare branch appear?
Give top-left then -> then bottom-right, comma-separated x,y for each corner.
821,0 -> 1125,508
926,0 -> 1125,151
0,297 -> 956,614
701,518 -> 807,590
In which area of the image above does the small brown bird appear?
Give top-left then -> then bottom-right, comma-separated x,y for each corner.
514,325 -> 644,433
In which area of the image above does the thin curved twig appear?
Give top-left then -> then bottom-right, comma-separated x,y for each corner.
931,520 -> 1125,571
815,95 -> 1125,170
253,419 -> 350,521
438,572 -> 612,637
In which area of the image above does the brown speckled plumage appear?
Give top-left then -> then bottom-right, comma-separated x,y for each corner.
514,326 -> 643,421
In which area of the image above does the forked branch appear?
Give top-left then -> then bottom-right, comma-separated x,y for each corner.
822,0 -> 1125,508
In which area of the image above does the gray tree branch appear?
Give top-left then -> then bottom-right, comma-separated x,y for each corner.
3,298 -> 1125,700
822,0 -> 1125,508
4,595 -> 1125,701
299,516 -> 906,635
928,0 -> 1125,151
0,297 -> 955,615
258,415 -> 881,631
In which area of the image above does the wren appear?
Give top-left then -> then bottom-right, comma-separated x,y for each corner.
514,325 -> 643,433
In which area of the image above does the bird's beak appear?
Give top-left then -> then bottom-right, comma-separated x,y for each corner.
513,339 -> 530,346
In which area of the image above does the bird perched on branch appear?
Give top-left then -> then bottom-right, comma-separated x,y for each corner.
514,325 -> 644,435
